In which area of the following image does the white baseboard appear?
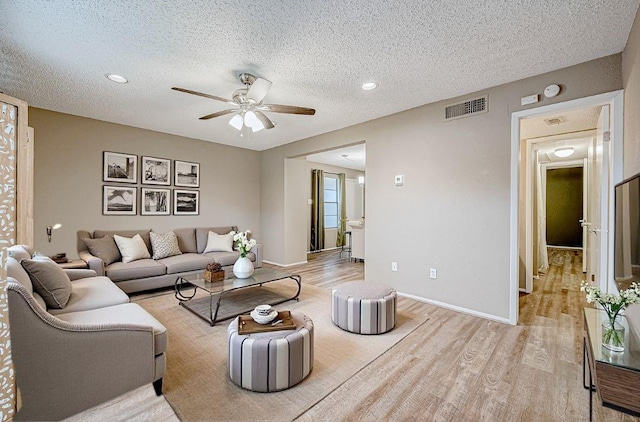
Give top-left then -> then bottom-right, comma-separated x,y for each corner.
262,260 -> 308,268
397,291 -> 513,325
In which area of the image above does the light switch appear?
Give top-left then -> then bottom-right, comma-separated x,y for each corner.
395,175 -> 404,186
307,198 -> 313,205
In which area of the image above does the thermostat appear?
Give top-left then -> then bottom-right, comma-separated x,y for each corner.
544,84 -> 560,98
395,175 -> 404,186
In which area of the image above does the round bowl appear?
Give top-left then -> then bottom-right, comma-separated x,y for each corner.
250,309 -> 278,324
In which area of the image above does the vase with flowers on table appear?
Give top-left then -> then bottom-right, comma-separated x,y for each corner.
581,281 -> 640,352
233,230 -> 257,279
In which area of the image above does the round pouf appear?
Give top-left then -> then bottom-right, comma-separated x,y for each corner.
332,280 -> 397,334
227,312 -> 314,392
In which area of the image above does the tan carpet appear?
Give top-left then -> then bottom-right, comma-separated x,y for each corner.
134,282 -> 429,421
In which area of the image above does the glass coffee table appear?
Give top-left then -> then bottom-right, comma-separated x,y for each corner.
174,268 -> 302,326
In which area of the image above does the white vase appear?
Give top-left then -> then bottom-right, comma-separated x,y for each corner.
233,256 -> 254,279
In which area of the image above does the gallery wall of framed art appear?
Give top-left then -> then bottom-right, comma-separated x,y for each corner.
102,151 -> 200,216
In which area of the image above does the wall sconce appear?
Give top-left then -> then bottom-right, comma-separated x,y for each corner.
358,176 -> 365,186
46,223 -> 62,242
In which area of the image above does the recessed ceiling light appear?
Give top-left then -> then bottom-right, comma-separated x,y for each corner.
554,147 -> 574,158
361,82 -> 378,91
105,73 -> 128,83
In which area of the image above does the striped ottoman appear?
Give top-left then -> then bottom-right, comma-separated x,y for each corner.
227,312 -> 314,392
332,280 -> 397,334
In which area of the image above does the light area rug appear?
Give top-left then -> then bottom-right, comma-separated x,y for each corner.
133,281 -> 429,421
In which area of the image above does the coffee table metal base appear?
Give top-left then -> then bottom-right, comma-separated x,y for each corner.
174,275 -> 301,326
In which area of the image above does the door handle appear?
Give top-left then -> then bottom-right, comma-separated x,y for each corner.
589,228 -> 601,233
581,221 -> 591,227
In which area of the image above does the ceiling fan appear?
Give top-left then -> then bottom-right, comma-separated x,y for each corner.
172,73 -> 316,133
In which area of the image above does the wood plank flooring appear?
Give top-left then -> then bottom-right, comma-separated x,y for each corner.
67,248 -> 639,421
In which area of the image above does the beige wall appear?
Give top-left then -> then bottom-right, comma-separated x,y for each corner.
261,55 -> 622,320
30,108 -> 261,257
623,6 -> 640,179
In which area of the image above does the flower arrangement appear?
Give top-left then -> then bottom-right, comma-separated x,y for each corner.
234,230 -> 257,258
581,281 -> 640,351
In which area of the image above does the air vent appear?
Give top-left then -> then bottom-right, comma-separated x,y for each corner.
444,95 -> 488,121
544,116 -> 566,126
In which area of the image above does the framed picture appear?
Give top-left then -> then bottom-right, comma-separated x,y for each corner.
173,189 -> 199,215
141,188 -> 170,215
174,160 -> 200,188
103,151 -> 137,183
141,156 -> 171,185
103,185 -> 137,215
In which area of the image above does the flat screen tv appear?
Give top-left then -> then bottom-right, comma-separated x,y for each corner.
614,173 -> 640,291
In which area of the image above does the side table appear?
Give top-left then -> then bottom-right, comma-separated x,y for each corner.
583,307 -> 640,421
57,259 -> 89,270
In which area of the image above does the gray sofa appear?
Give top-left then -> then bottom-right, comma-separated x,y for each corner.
77,226 -> 262,294
6,245 -> 166,421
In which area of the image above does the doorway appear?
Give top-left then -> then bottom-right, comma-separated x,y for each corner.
509,90 -> 623,325
304,143 -> 365,257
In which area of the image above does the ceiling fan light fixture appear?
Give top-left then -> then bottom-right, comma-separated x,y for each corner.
105,73 -> 128,83
554,147 -> 574,158
361,82 -> 378,91
229,114 -> 244,130
244,110 -> 265,132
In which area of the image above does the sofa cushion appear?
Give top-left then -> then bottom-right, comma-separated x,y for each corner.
173,228 -> 197,253
83,234 -> 121,265
7,245 -> 32,261
21,258 -> 72,309
150,231 -> 182,260
203,251 -> 256,267
94,229 -> 152,252
106,259 -> 167,282
203,230 -> 235,253
158,253 -> 212,274
7,257 -> 33,294
55,303 -> 167,354
114,234 -> 151,263
48,276 -> 130,316
196,226 -> 237,253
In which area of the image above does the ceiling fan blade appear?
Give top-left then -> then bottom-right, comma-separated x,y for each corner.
246,78 -> 272,103
199,109 -> 237,120
263,104 -> 316,115
172,87 -> 232,103
254,111 -> 275,129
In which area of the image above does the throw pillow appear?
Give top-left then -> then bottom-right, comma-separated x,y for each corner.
113,234 -> 151,263
21,258 -> 72,309
204,231 -> 235,253
150,231 -> 182,260
83,235 -> 121,265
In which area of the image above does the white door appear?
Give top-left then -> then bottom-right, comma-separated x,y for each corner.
582,157 -> 588,274
585,105 -> 610,289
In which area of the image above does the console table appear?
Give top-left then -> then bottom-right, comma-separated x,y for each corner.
583,308 -> 640,420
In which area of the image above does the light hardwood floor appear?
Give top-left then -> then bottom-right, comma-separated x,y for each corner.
68,248 -> 639,421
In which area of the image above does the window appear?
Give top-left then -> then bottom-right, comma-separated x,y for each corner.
324,176 -> 338,228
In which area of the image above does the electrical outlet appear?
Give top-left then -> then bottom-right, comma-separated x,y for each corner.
430,268 -> 437,279
391,262 -> 398,272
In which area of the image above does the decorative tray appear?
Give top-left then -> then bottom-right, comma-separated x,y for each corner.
238,310 -> 296,335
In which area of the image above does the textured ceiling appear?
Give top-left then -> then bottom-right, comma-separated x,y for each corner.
1,1 -> 638,151
306,144 -> 366,171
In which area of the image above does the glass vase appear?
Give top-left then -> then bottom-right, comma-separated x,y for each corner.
602,316 -> 625,352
